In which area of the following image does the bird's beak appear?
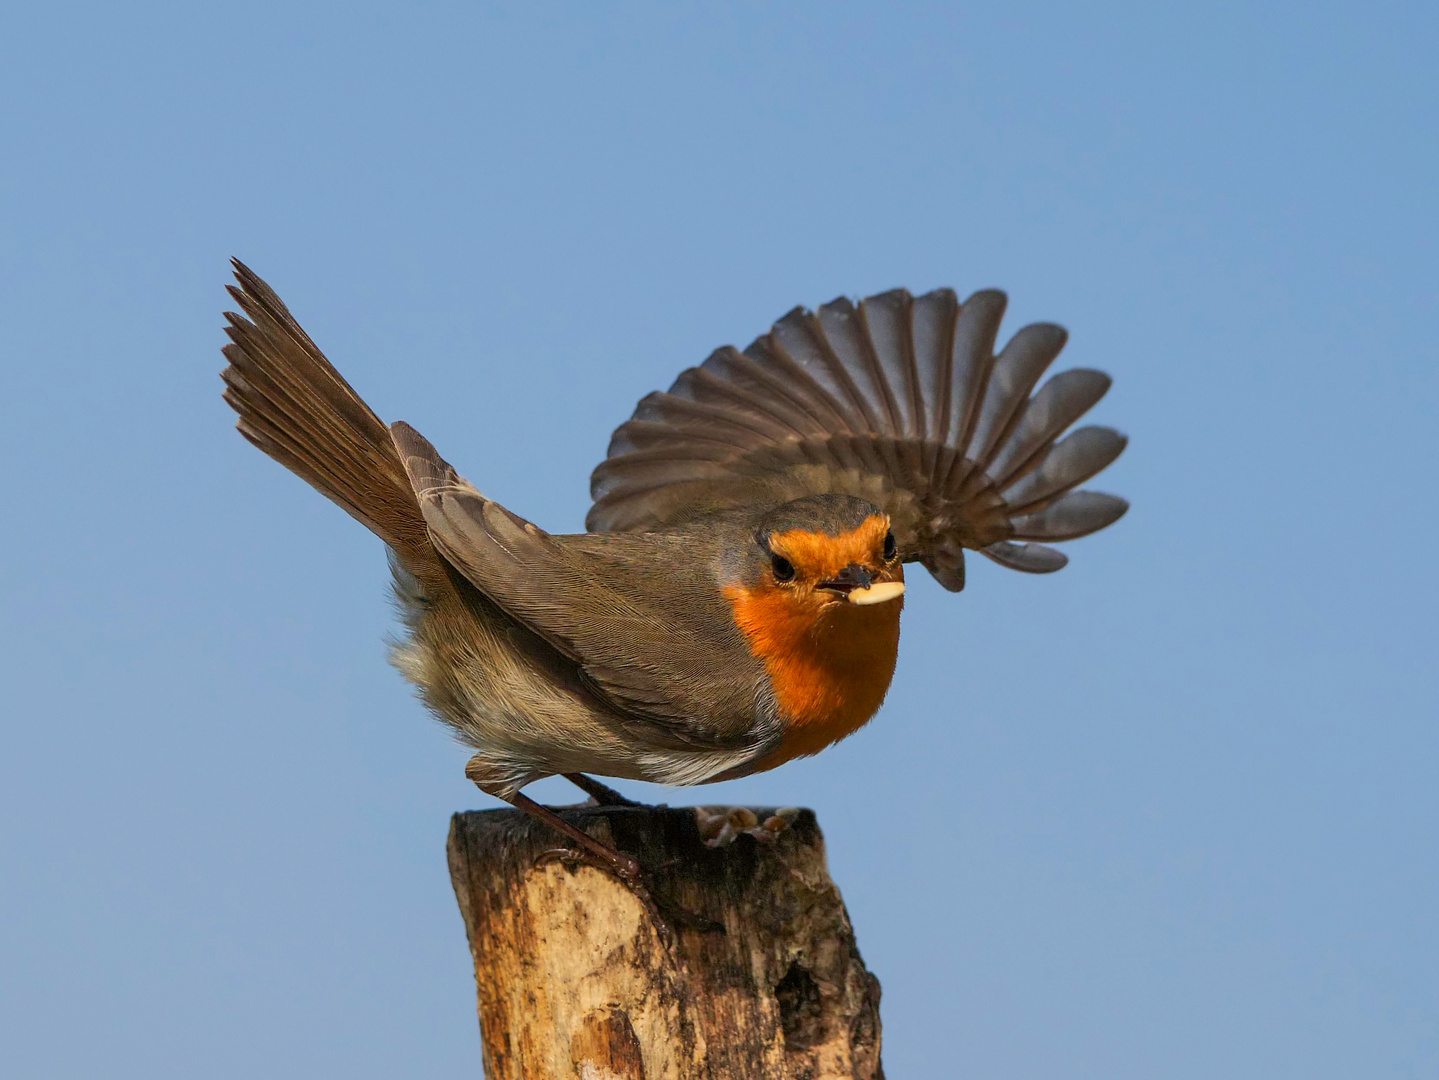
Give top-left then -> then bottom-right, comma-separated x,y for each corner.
817,563 -> 873,596
817,564 -> 905,605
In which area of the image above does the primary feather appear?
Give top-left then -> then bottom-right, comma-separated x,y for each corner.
589,287 -> 1129,590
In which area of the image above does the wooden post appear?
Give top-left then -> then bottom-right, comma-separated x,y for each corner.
447,802 -> 884,1079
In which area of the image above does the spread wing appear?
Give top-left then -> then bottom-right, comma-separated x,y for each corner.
390,422 -> 768,750
587,288 -> 1128,590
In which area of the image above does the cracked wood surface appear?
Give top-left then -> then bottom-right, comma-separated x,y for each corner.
448,804 -> 884,1079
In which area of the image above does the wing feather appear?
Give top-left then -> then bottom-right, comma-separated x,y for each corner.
771,309 -> 875,431
740,335 -> 860,432
943,288 -> 1007,451
1002,426 -> 1129,513
980,541 -> 1070,574
392,422 -> 768,747
860,290 -> 924,438
969,322 -> 1068,469
988,369 -> 1112,484
588,287 -> 1129,588
818,298 -> 903,436
670,364 -> 819,437
1010,491 -> 1130,541
908,288 -> 959,443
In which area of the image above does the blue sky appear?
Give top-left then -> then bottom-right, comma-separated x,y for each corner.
2,3 -> 1435,1076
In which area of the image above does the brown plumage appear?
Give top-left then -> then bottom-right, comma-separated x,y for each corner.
219,261 -> 1128,885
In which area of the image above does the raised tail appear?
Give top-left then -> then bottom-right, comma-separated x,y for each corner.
220,259 -> 437,575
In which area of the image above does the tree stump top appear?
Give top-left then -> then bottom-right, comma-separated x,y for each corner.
448,803 -> 884,1080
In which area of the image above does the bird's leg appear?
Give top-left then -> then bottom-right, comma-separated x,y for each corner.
496,790 -> 723,940
563,772 -> 642,807
466,756 -> 718,938
466,758 -> 642,881
502,791 -> 694,941
506,792 -> 644,883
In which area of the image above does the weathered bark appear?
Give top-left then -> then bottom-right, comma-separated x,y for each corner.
447,803 -> 884,1079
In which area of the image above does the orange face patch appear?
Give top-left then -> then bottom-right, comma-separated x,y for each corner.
767,514 -> 892,582
724,513 -> 903,770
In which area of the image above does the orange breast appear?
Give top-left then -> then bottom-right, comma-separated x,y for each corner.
725,585 -> 902,771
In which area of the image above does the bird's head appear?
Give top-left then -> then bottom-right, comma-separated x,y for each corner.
720,494 -> 905,758
719,493 -> 905,670
742,494 -> 906,613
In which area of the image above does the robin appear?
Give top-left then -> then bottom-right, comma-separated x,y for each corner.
220,260 -> 1127,892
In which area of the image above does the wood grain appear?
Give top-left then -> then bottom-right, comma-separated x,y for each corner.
448,804 -> 884,1079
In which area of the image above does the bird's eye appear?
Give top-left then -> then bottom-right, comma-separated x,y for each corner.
883,530 -> 897,561
771,554 -> 796,583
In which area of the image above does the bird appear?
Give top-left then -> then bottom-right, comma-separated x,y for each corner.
219,260 -> 1128,892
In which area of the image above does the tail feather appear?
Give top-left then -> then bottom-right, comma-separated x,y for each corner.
220,259 -> 436,575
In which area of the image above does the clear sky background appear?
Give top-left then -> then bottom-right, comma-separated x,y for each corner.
2,3 -> 1435,1077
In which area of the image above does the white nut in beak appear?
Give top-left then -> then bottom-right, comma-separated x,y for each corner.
847,581 -> 906,605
